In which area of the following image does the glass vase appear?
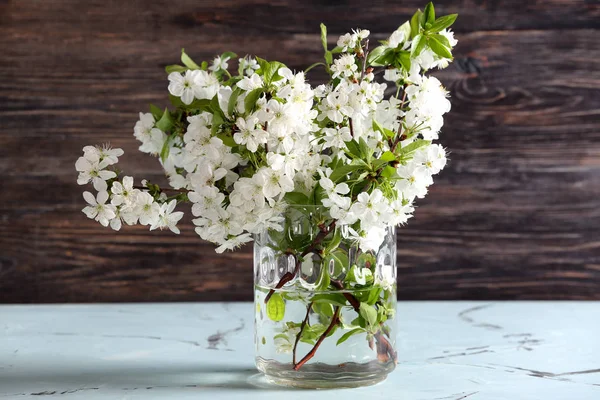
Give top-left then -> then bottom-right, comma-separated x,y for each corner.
253,206 -> 397,388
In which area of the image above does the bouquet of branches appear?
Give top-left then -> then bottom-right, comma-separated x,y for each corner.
76,2 -> 457,369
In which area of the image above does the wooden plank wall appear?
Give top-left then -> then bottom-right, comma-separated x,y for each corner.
1,1 -> 599,302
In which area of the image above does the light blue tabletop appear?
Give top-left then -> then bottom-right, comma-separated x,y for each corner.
0,302 -> 599,399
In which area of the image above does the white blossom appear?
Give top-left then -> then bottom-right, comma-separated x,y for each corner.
209,55 -> 230,72
75,152 -> 116,191
349,189 -> 389,226
259,167 -> 294,199
135,192 -> 161,226
236,73 -> 263,91
168,70 -> 202,105
239,57 -> 259,76
337,33 -> 357,52
82,191 -> 116,227
151,200 -> 184,234
331,54 -> 358,79
215,233 -> 253,253
76,16 -> 456,252
233,116 -> 268,152
110,176 -> 137,209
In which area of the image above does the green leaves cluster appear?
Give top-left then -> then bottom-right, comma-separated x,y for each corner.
366,2 -> 457,73
410,3 -> 457,59
166,49 -> 209,73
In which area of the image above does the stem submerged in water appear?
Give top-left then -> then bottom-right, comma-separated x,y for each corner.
292,301 -> 313,365
264,220 -> 336,304
293,306 -> 341,371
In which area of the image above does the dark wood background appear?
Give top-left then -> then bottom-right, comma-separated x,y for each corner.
1,0 -> 599,303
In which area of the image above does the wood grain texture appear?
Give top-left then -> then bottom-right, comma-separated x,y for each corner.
0,0 -> 599,302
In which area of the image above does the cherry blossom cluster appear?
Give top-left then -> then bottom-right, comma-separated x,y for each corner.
77,8 -> 457,253
76,145 -> 183,233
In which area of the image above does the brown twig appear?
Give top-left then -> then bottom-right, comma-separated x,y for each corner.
360,39 -> 369,81
292,301 -> 313,365
390,89 -> 409,153
264,220 -> 336,304
374,331 -> 398,364
264,121 -> 269,153
132,185 -> 187,194
293,306 -> 341,370
330,279 -> 360,312
348,118 -> 355,138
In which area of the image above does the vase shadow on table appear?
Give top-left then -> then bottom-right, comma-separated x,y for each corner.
0,361 -> 313,393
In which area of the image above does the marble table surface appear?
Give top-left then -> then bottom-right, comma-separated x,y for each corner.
0,302 -> 598,399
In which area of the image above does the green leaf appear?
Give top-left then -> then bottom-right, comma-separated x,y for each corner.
399,139 -> 431,155
320,23 -> 328,52
381,165 -> 397,179
424,2 -> 435,25
221,51 -> 238,61
313,302 -> 334,318
358,137 -> 371,161
255,57 -> 286,84
283,191 -> 310,205
244,88 -> 264,114
336,328 -> 365,346
168,95 -> 212,112
312,293 -> 348,307
209,97 -> 226,135
165,64 -> 187,74
367,46 -> 395,67
160,134 -> 174,163
396,51 -> 411,72
410,10 -> 423,38
149,104 -> 163,120
429,35 -> 453,59
181,49 -> 200,70
411,34 -> 426,57
373,120 -> 396,140
381,151 -> 396,162
359,303 -> 378,328
216,133 -> 236,147
345,140 -> 362,159
432,33 -> 451,48
366,287 -> 382,305
266,293 -> 285,322
268,61 -> 286,82
366,45 -> 385,64
429,14 -> 457,33
200,61 -> 208,71
315,261 -> 330,291
256,56 -> 270,75
193,98 -> 213,112
330,164 -> 363,182
228,86 -> 244,117
330,46 -> 344,54
324,50 -> 333,66
155,108 -> 175,132
324,228 -> 342,253
372,119 -> 385,135
351,316 -> 366,329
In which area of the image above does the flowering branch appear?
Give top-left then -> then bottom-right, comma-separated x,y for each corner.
293,306 -> 340,370
75,1 -> 458,371
132,185 -> 188,194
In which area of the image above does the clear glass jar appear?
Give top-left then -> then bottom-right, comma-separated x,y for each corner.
254,206 -> 397,388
